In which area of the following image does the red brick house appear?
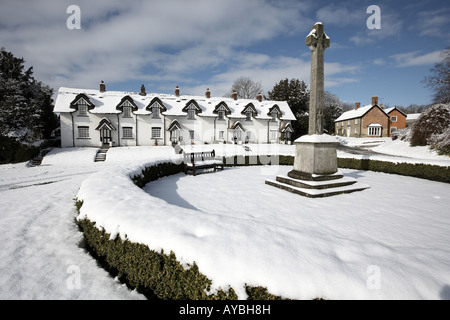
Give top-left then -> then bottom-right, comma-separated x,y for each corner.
335,96 -> 406,138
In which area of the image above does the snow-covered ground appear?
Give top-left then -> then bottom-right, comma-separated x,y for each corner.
0,140 -> 449,299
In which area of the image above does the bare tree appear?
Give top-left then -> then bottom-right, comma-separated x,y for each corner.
422,48 -> 450,104
224,76 -> 263,99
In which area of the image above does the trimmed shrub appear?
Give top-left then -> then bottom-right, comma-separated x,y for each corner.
337,158 -> 449,184
77,216 -> 238,300
410,103 -> 450,148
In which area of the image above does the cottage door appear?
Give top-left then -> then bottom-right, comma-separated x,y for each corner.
170,129 -> 180,145
101,128 -> 111,146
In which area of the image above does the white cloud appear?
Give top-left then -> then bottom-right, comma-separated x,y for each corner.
0,0 -> 313,92
390,50 -> 444,67
415,8 -> 450,38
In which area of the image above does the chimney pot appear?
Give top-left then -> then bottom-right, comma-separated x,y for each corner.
257,92 -> 262,102
372,96 -> 378,106
175,86 -> 180,97
232,91 -> 238,100
380,103 -> 383,109
205,88 -> 211,99
140,84 -> 146,96
100,81 -> 106,93
355,102 -> 360,110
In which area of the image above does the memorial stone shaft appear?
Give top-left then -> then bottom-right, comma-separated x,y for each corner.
305,23 -> 330,135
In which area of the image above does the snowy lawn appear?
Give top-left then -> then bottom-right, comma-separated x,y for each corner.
77,158 -> 450,300
1,142 -> 449,299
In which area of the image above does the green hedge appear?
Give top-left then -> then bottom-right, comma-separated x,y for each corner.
77,215 -> 238,300
337,158 -> 450,184
0,135 -> 40,164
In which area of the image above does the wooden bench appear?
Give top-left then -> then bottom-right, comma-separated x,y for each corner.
183,149 -> 224,176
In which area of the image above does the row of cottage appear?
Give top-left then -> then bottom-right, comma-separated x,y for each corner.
54,82 -> 296,148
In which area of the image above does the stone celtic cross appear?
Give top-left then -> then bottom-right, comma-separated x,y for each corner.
305,22 -> 330,135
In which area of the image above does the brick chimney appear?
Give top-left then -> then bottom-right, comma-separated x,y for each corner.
372,96 -> 378,106
205,88 -> 211,99
380,103 -> 383,109
257,92 -> 262,102
232,91 -> 238,101
355,102 -> 360,110
175,86 -> 180,97
140,84 -> 146,96
100,80 -> 106,93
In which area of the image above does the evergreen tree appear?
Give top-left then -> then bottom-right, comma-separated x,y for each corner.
323,91 -> 343,134
266,78 -> 309,138
0,48 -> 57,142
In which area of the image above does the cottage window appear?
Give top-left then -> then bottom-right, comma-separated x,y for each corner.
123,127 -> 133,139
390,127 -> 397,134
219,131 -> 224,140
355,119 -> 358,124
189,130 -> 195,140
218,110 -> 225,120
123,107 -> 132,118
78,105 -> 88,117
188,109 -> 195,120
78,126 -> 89,139
151,127 -> 161,139
391,116 -> 397,122
270,130 -> 278,140
271,110 -> 278,121
246,110 -> 252,121
152,107 -> 160,119
368,125 -> 382,136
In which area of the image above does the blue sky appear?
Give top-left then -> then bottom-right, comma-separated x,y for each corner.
1,0 -> 449,107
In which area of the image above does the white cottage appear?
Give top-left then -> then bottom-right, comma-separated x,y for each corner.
54,82 -> 296,148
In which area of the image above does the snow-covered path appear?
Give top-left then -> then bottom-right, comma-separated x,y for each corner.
0,160 -> 144,299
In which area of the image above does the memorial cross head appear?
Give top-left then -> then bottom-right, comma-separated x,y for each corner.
305,23 -> 330,51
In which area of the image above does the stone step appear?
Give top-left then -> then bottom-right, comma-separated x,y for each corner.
276,175 -> 357,190
95,149 -> 108,162
265,177 -> 369,198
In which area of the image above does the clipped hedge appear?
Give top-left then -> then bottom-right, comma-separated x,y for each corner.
77,215 -> 238,300
337,158 -> 449,184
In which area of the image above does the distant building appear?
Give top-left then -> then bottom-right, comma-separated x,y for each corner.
334,96 -> 407,138
54,82 -> 296,148
405,113 -> 421,127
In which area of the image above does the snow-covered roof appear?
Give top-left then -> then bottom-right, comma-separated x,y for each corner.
54,87 -> 296,121
406,113 -> 421,120
335,104 -> 376,122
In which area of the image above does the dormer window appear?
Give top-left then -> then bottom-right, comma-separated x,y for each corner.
146,97 -> 167,119
182,100 -> 202,120
241,103 -> 257,121
271,110 -> 278,121
152,106 -> 160,119
78,105 -> 88,116
123,106 -> 132,118
268,105 -> 282,122
116,96 -> 138,116
188,108 -> 196,120
213,101 -> 231,120
70,93 -> 95,115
